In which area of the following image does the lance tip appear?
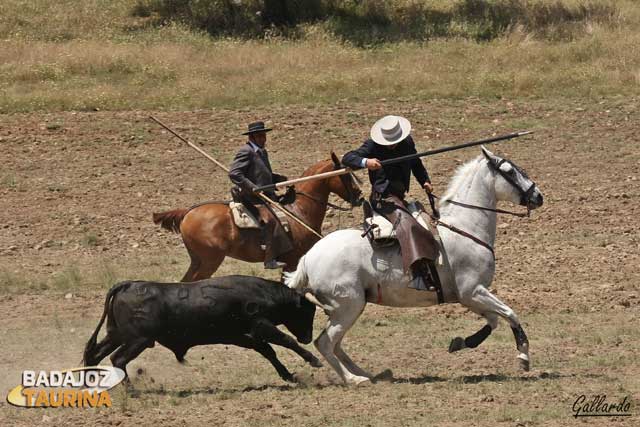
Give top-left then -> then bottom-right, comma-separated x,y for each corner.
518,130 -> 534,136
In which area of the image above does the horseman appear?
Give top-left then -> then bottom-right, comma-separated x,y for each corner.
342,115 -> 439,291
229,121 -> 294,269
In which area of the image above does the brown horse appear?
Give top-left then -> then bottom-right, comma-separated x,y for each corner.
153,153 -> 362,281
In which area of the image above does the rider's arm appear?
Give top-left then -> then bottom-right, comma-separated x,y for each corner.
407,136 -> 431,185
342,139 -> 376,169
229,147 -> 258,192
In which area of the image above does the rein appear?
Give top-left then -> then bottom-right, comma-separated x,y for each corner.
434,194 -> 531,218
429,214 -> 495,257
296,191 -> 351,211
426,193 -> 531,258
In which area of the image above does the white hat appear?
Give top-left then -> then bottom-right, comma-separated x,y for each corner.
370,115 -> 411,146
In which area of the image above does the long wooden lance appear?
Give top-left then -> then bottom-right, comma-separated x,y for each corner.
149,116 -> 323,239
254,130 -> 533,193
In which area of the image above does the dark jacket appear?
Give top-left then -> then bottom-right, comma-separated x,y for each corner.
229,143 -> 286,201
342,136 -> 430,198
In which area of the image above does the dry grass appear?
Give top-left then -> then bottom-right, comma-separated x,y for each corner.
0,0 -> 639,112
1,28 -> 639,112
0,0 -> 137,41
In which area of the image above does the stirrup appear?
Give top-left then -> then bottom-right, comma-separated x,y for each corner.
408,272 -> 437,292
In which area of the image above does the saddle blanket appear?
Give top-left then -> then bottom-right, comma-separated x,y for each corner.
229,202 -> 290,232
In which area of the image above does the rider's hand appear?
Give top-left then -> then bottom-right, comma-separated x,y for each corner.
423,182 -> 433,193
365,158 -> 382,170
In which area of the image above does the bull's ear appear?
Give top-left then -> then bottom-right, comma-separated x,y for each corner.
330,151 -> 340,167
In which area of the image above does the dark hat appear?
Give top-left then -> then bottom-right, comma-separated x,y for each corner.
242,121 -> 272,135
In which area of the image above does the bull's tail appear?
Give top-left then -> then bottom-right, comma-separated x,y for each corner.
283,256 -> 309,290
82,281 -> 131,366
153,208 -> 189,233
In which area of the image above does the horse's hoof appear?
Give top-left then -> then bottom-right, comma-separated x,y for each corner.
309,357 -> 323,368
353,377 -> 372,387
448,337 -> 466,353
282,372 -> 297,383
517,354 -> 530,372
373,369 -> 394,382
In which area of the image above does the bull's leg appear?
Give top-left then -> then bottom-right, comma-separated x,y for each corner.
87,334 -> 121,366
251,319 -> 322,368
110,338 -> 154,378
448,312 -> 499,353
253,342 -> 297,383
222,335 -> 296,383
460,286 -> 530,371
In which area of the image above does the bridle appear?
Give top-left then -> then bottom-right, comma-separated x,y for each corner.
427,158 -> 537,257
491,158 -> 536,209
296,162 -> 362,211
338,169 -> 363,208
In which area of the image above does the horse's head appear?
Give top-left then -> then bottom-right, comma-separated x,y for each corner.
327,152 -> 363,207
482,147 -> 543,210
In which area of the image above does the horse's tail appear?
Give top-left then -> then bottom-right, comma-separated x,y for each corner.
83,281 -> 131,366
153,208 -> 189,233
283,256 -> 309,290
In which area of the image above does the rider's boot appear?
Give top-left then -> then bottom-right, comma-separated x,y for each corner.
259,220 -> 268,251
261,221 -> 287,269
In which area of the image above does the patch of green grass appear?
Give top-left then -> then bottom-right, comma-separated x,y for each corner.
81,232 -> 100,248
97,262 -> 119,288
2,173 -> 17,189
49,265 -> 83,291
0,270 -> 27,293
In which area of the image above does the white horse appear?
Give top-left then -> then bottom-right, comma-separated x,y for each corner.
285,147 -> 544,385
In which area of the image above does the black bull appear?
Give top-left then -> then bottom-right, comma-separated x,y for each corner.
83,276 -> 321,383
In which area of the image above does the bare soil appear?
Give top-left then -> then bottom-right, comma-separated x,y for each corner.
1,98 -> 639,426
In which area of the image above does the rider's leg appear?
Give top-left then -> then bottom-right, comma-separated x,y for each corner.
262,204 -> 293,269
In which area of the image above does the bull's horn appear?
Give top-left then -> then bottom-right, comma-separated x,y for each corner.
304,292 -> 333,312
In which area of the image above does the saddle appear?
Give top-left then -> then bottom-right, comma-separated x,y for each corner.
362,200 -> 432,244
361,200 -> 459,304
229,202 -> 290,233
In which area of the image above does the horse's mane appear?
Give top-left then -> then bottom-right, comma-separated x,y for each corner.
301,158 -> 333,177
439,156 -> 484,202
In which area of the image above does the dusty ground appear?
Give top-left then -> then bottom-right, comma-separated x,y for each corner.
1,98 -> 639,426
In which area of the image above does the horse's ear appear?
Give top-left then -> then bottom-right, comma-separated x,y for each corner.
330,151 -> 341,167
481,145 -> 495,162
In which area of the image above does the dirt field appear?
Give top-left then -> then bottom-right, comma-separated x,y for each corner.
1,98 -> 638,426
